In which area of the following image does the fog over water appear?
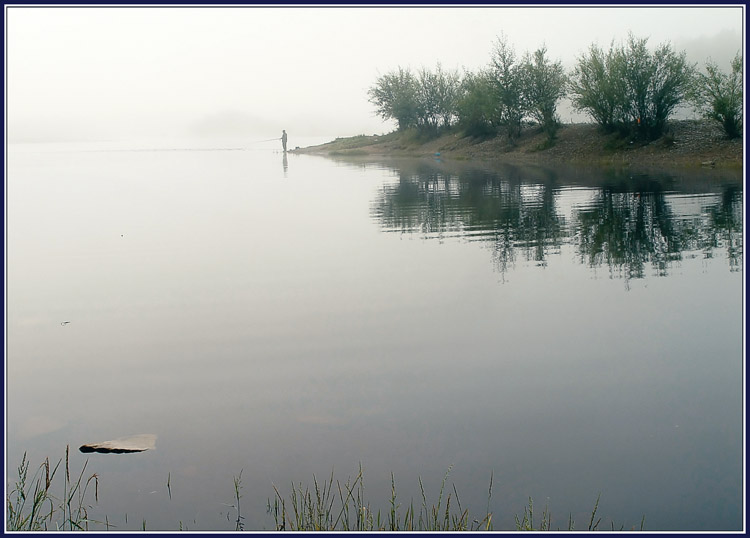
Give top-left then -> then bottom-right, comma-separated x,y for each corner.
6,5 -> 744,143
4,5 -> 746,532
5,142 -> 744,531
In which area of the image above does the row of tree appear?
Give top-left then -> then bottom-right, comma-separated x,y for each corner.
367,33 -> 743,143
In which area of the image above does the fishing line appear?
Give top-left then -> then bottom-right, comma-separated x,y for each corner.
249,137 -> 283,143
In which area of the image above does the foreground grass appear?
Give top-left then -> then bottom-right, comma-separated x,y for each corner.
6,447 -> 100,531
265,464 -> 494,531
7,449 -> 645,532
264,464 -> 644,532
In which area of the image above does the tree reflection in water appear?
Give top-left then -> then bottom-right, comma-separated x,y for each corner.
368,159 -> 742,282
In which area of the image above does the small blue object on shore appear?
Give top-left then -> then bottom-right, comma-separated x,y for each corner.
434,152 -> 441,156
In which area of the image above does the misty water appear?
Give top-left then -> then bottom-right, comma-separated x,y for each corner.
6,140 -> 743,531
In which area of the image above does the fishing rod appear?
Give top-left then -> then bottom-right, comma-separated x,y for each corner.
250,136 -> 282,143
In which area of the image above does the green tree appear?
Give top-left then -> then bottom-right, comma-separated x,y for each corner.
621,35 -> 653,134
622,35 -> 693,140
434,64 -> 463,130
569,41 -> 628,132
367,67 -> 419,131
456,69 -> 499,138
415,67 -> 440,133
521,45 -> 567,140
570,35 -> 693,140
490,34 -> 526,144
415,64 -> 462,135
689,52 -> 743,139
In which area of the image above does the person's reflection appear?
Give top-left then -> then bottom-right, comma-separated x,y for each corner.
282,152 -> 288,177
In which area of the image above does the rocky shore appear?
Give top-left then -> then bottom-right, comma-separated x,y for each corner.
293,120 -> 743,173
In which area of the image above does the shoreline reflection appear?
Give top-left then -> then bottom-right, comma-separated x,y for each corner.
365,159 -> 743,280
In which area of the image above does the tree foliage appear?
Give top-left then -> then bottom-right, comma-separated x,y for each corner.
569,34 -> 694,140
689,52 -> 743,139
367,67 -> 419,131
568,42 -> 627,131
415,63 -> 462,135
456,69 -> 499,138
521,46 -> 567,139
623,35 -> 693,139
368,65 -> 462,136
489,34 -> 525,143
368,33 -> 736,147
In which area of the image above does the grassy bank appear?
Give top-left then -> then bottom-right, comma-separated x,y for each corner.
292,120 -> 743,172
7,448 -> 645,532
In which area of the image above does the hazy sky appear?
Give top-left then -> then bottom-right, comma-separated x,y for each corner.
6,5 -> 744,142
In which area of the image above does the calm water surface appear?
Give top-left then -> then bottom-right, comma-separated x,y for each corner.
6,140 -> 744,531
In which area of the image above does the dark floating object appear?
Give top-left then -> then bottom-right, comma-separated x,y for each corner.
61,321 -> 71,326
79,434 -> 156,454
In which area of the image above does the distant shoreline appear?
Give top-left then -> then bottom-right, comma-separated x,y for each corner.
292,120 -> 743,172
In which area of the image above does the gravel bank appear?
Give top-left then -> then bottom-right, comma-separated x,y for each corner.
294,120 -> 743,172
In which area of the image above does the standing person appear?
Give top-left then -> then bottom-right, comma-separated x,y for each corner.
281,130 -> 288,152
